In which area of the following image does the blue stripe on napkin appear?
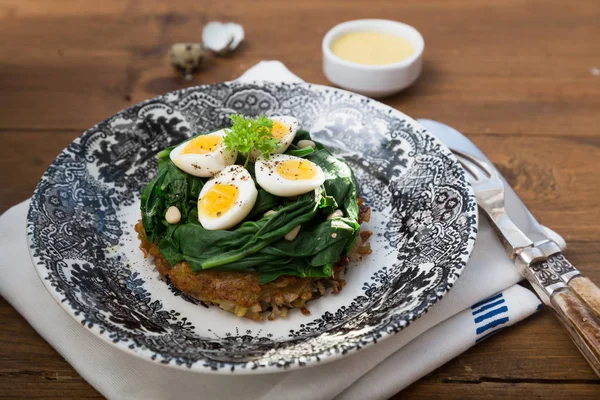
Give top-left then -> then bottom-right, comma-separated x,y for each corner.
471,292 -> 510,343
471,293 -> 503,309
471,299 -> 505,315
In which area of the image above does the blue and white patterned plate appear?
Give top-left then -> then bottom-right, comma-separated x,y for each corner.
27,81 -> 477,374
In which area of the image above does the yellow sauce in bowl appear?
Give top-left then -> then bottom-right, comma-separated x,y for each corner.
330,31 -> 415,65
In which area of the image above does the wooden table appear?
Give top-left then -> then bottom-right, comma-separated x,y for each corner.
1,0 -> 599,398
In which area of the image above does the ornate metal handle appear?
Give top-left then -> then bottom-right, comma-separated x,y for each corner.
541,253 -> 600,319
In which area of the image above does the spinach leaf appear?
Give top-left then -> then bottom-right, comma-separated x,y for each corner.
246,189 -> 281,220
167,190 -> 322,270
306,149 -> 359,222
293,130 -> 312,142
256,262 -> 332,285
195,218 -> 357,284
140,155 -> 203,243
259,218 -> 358,266
285,146 -> 315,157
318,190 -> 338,215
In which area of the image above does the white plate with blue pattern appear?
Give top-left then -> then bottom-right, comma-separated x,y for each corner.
27,81 -> 477,374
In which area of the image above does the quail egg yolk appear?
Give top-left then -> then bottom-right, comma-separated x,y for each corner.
271,121 -> 290,140
198,184 -> 239,218
276,159 -> 317,180
182,135 -> 223,155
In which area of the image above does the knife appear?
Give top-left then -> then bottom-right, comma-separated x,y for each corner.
418,119 -> 600,375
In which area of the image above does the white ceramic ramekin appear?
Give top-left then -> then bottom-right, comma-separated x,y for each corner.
322,19 -> 424,98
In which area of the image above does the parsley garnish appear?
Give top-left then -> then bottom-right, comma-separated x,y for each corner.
223,114 -> 278,167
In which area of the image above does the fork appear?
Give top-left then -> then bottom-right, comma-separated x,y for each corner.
451,148 -> 600,377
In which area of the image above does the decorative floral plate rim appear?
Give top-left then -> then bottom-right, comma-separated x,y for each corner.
27,81 -> 477,374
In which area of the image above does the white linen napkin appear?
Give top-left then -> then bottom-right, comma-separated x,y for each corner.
0,61 -> 565,400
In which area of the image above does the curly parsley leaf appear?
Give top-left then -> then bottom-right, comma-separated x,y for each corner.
223,114 -> 278,167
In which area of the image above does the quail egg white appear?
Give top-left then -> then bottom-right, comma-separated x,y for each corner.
255,154 -> 325,197
197,165 -> 258,230
170,129 -> 237,177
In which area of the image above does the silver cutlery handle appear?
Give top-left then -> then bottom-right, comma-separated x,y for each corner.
540,253 -> 600,319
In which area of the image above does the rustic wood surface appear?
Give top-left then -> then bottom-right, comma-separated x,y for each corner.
1,0 -> 599,398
